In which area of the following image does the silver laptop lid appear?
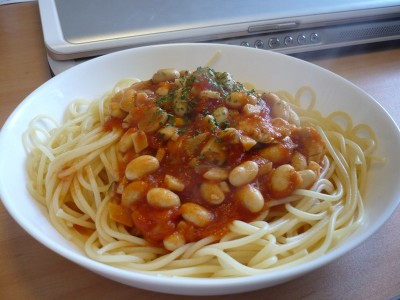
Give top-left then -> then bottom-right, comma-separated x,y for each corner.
39,0 -> 400,60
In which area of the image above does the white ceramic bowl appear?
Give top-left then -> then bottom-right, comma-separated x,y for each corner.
1,43 -> 399,296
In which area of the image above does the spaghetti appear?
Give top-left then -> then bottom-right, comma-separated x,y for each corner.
24,67 -> 376,278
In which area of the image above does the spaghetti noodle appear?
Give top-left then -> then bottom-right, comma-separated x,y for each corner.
24,67 -> 376,278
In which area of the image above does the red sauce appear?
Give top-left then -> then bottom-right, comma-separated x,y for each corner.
105,67 -> 326,248
104,117 -> 122,131
131,203 -> 180,244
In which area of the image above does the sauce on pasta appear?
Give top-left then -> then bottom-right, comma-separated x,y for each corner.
104,67 -> 325,249
25,64 -> 375,277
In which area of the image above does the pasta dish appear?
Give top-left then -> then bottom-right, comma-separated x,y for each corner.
24,66 -> 376,277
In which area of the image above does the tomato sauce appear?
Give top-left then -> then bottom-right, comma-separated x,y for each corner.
131,203 -> 180,244
105,67 -> 326,248
104,117 -> 122,131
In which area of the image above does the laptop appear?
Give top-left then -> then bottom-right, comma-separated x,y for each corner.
38,0 -> 400,73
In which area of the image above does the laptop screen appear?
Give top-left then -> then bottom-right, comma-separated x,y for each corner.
54,0 -> 400,44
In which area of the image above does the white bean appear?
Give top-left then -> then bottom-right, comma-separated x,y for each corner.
181,203 -> 212,227
164,174 -> 185,191
271,100 -> 290,121
146,187 -> 180,208
121,180 -> 148,206
125,155 -> 159,180
258,144 -> 292,165
269,93 -> 300,126
152,69 -> 180,84
236,184 -> 264,213
308,161 -> 321,177
298,169 -> 317,189
202,167 -> 229,181
291,151 -> 307,171
270,164 -> 293,191
200,182 -> 225,205
269,164 -> 301,198
163,232 -> 186,251
228,161 -> 259,187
